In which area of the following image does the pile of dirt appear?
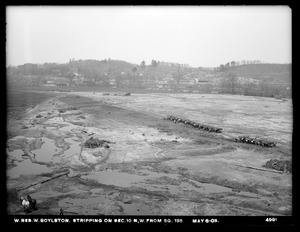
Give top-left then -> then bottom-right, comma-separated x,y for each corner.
263,159 -> 292,173
235,136 -> 276,147
58,106 -> 78,113
113,92 -> 131,96
84,137 -> 115,148
164,115 -> 222,133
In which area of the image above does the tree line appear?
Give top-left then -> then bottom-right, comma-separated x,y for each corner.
6,59 -> 291,98
6,58 -> 194,89
217,60 -> 291,74
219,72 -> 291,98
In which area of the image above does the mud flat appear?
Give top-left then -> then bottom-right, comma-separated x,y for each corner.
7,92 -> 292,215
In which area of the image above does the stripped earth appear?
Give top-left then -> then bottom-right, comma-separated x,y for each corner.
7,91 -> 292,215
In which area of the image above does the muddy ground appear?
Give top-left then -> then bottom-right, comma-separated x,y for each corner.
6,92 -> 292,215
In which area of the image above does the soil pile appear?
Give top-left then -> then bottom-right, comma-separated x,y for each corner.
263,159 -> 292,173
84,137 -> 114,148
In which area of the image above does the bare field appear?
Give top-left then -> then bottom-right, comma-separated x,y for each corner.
7,92 -> 292,216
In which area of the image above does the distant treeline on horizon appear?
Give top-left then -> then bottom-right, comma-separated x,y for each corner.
7,58 -> 291,68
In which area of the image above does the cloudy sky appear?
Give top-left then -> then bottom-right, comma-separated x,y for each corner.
6,6 -> 291,67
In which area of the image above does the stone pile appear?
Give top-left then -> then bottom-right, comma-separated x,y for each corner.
164,115 -> 222,133
235,136 -> 276,147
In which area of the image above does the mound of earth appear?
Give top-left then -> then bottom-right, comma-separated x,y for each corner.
263,159 -> 292,173
83,137 -> 114,148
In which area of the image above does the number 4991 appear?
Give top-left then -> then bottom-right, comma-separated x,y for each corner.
266,218 -> 277,222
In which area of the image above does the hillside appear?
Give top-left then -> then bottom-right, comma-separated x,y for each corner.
6,59 -> 291,98
221,63 -> 291,83
223,63 -> 291,74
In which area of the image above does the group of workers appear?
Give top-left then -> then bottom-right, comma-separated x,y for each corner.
20,195 -> 37,213
20,194 -> 66,215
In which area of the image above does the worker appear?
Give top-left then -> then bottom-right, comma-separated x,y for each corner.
21,197 -> 31,213
27,195 -> 37,211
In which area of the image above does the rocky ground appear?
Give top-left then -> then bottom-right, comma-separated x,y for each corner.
6,92 -> 292,215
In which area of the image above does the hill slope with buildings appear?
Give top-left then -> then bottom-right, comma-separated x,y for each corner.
7,59 -> 291,97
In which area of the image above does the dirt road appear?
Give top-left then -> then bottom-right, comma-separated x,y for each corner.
7,92 -> 292,215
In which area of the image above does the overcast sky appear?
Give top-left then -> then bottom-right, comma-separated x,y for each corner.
6,6 -> 291,68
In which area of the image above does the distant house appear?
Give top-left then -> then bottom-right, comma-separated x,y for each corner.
110,79 -> 116,85
55,78 -> 70,87
44,83 -> 56,87
72,76 -> 84,85
46,80 -> 55,84
43,76 -> 56,86
82,80 -> 95,86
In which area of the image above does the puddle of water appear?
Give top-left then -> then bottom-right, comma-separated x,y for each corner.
81,169 -> 232,195
7,149 -> 24,161
7,136 -> 82,179
7,158 -> 52,179
31,137 -> 61,163
7,137 -> 59,179
82,169 -> 182,188
81,170 -> 148,188
7,148 -> 52,179
63,138 -> 82,157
